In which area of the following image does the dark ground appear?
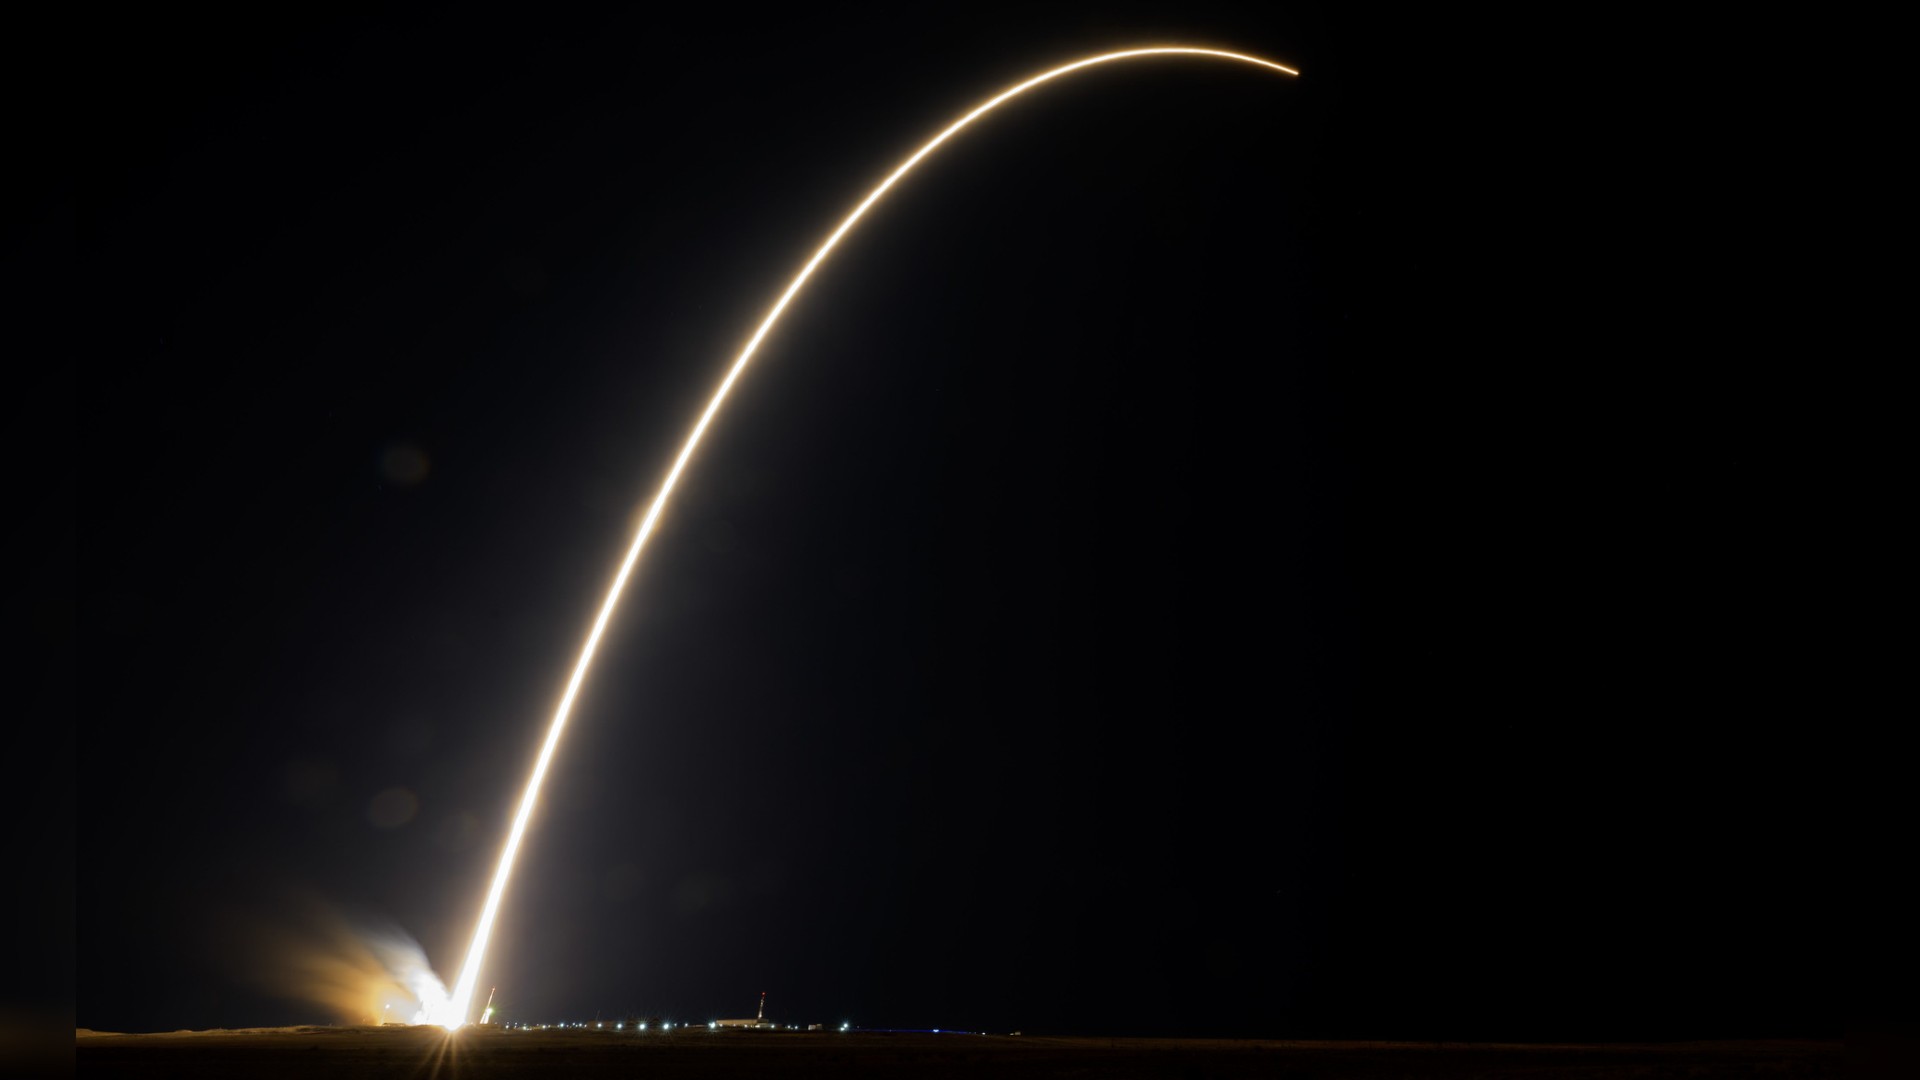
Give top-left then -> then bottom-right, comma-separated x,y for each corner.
77,1027 -> 1840,1079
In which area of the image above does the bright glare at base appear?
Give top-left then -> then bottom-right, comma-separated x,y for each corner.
433,45 -> 1299,1032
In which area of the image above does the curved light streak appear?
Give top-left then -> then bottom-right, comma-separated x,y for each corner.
437,45 -> 1298,1029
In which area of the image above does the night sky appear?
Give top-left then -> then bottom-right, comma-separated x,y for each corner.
69,2 -> 1833,1041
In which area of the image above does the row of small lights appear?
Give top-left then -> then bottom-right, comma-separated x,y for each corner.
495,1014 -> 856,1022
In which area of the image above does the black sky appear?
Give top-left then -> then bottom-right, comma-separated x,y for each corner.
69,2 -> 1834,1041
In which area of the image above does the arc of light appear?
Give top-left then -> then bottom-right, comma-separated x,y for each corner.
438,45 -> 1298,1029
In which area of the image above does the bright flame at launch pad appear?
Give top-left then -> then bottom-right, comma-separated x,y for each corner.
432,45 -> 1297,1030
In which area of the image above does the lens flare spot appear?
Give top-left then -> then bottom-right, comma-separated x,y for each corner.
379,443 -> 431,486
367,787 -> 419,830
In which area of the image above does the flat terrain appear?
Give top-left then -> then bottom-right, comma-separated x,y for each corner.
77,1027 -> 1839,1078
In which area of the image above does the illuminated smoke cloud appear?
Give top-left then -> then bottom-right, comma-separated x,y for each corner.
234,897 -> 450,1025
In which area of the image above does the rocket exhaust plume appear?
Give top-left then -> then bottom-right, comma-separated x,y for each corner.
435,46 -> 1298,1029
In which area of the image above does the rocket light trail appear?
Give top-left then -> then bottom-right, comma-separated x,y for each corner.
432,46 -> 1297,1030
